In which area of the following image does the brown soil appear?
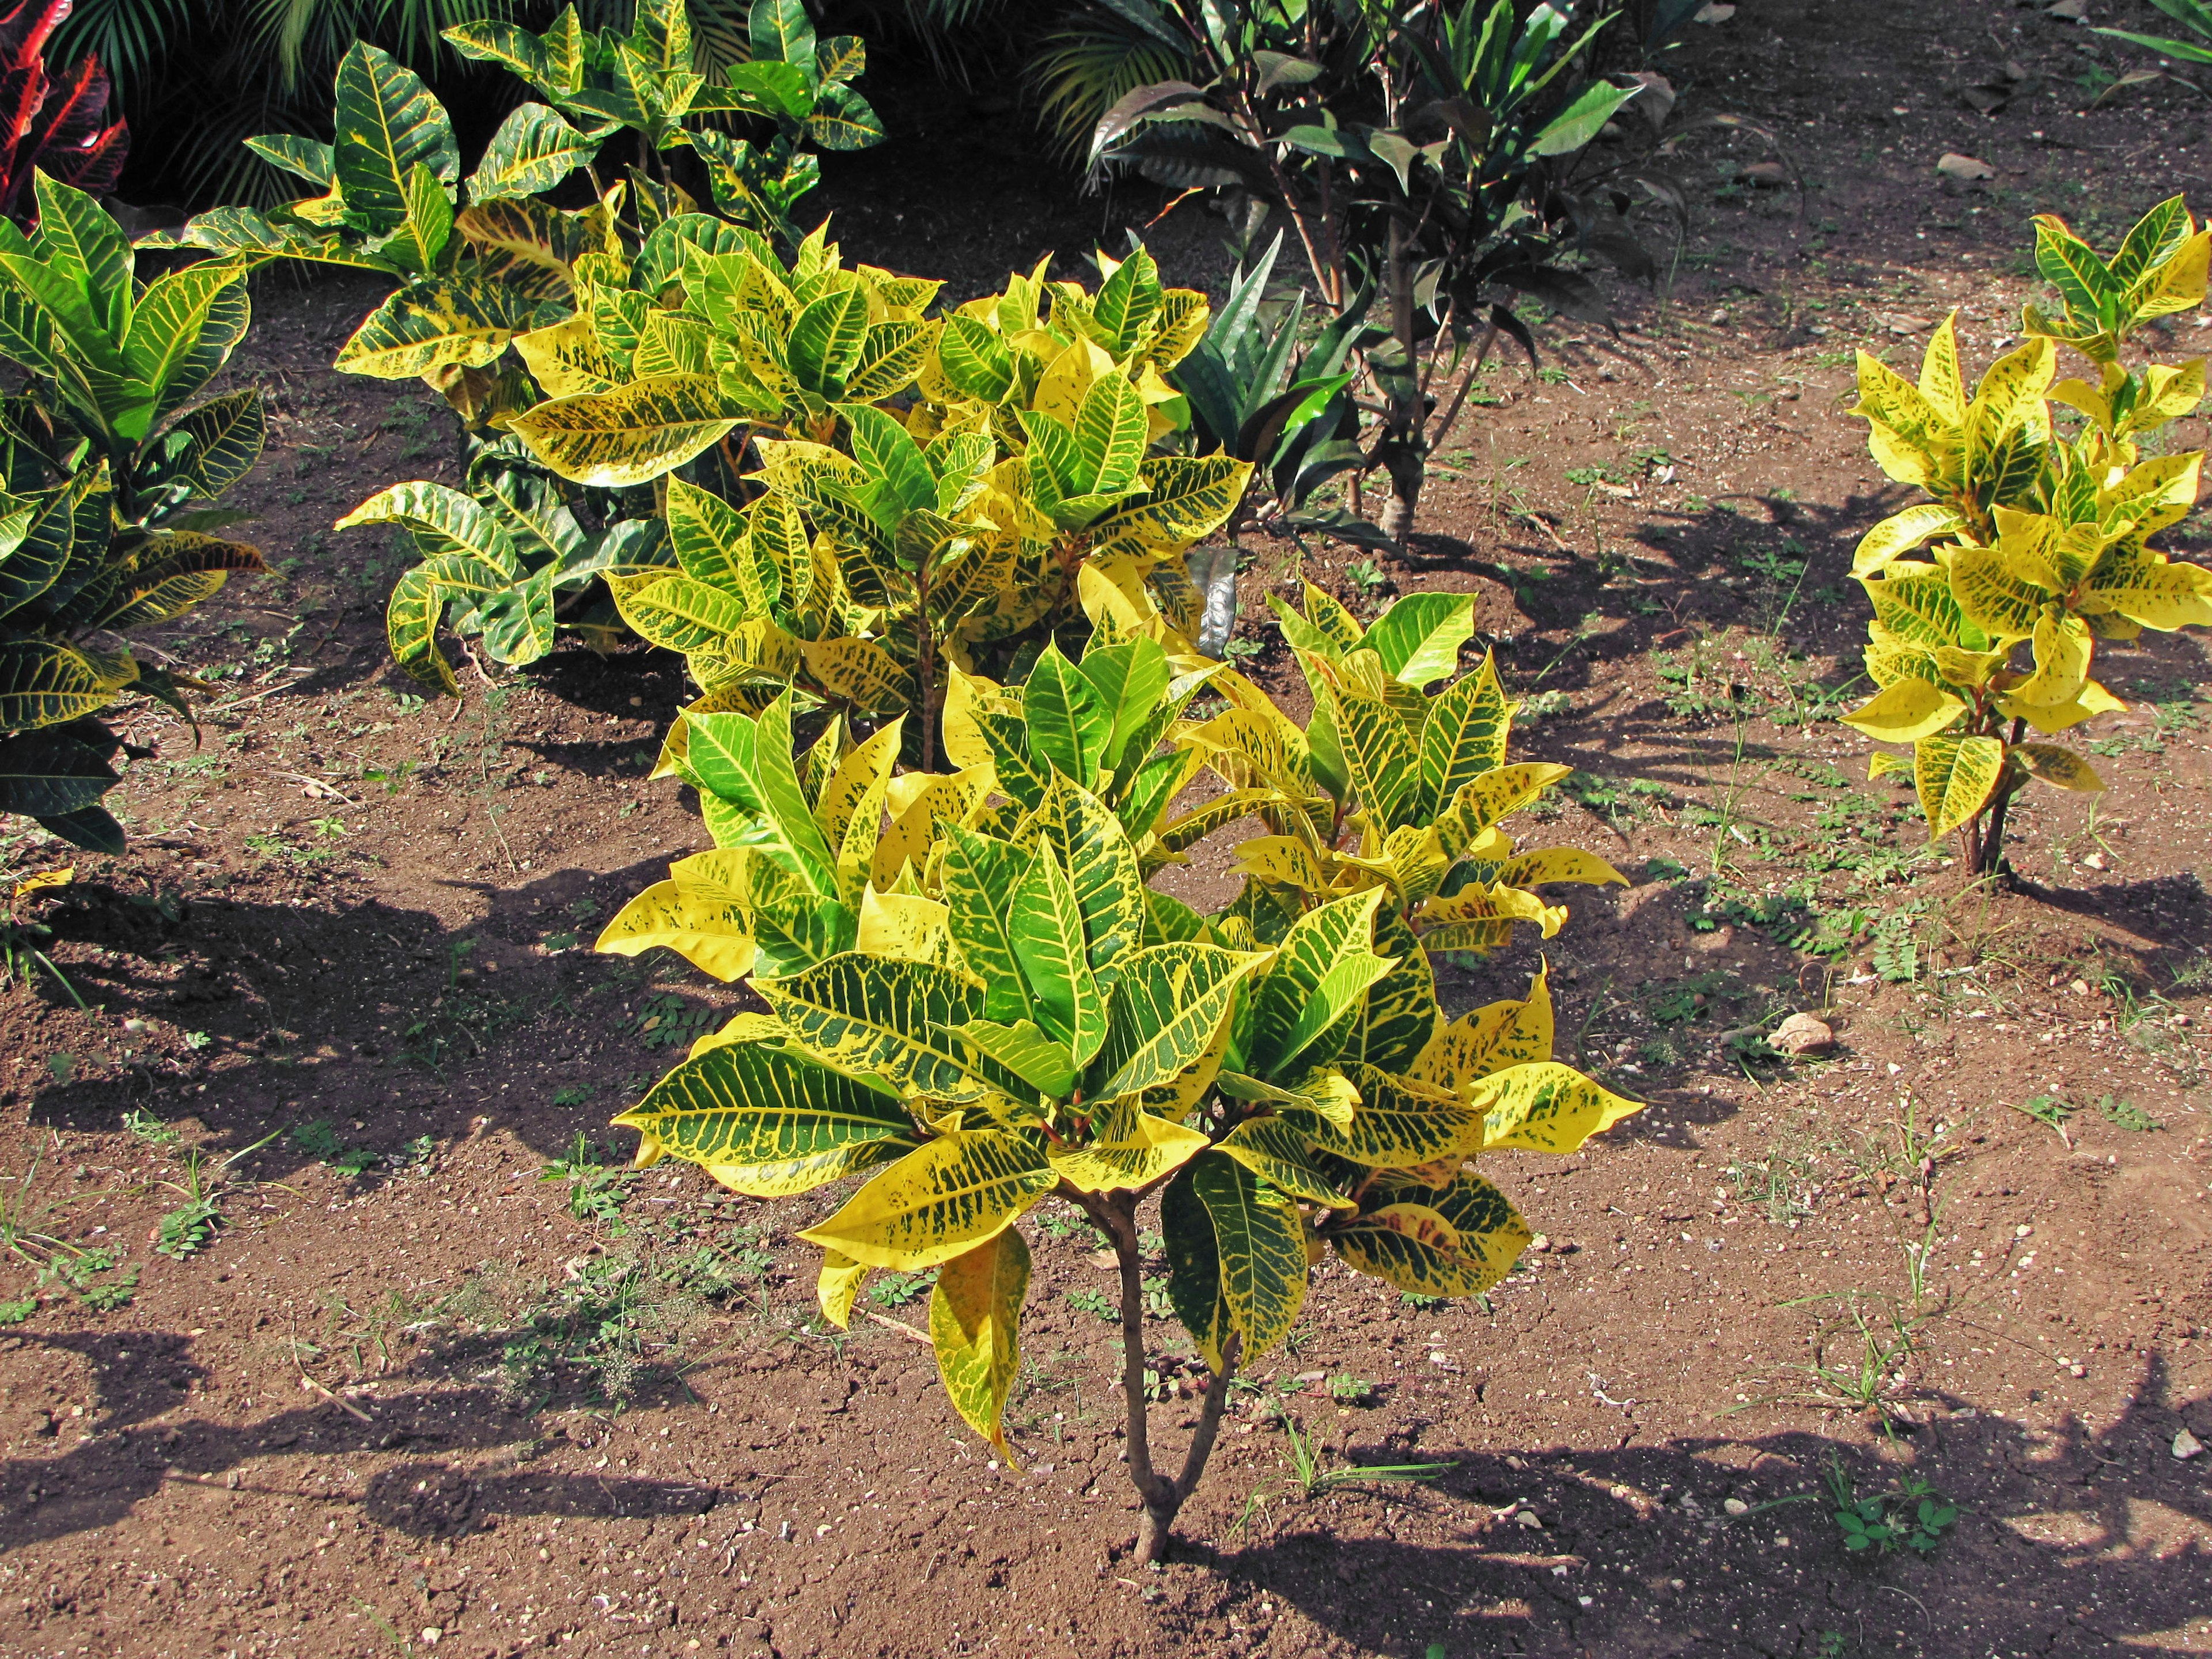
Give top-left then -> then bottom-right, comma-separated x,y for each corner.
5,2 -> 2212,1656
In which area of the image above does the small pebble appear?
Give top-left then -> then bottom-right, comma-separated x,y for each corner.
2176,1429 -> 2205,1461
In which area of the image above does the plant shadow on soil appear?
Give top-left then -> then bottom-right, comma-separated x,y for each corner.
1203,1352 -> 2209,1652
13,848 -> 697,1179
1,1320 -> 2203,1653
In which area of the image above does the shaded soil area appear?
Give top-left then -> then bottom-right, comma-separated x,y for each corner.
3,1 -> 2212,1656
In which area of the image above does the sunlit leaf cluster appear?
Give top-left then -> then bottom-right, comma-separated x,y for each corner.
1842,196 -> 2212,871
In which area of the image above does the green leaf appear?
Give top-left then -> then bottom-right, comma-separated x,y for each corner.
336,479 -> 524,575
942,825 -> 1036,1025
332,42 -> 460,236
1071,372 -> 1149,495
1300,1062 -> 1487,1167
120,260 -> 253,433
787,285 -> 869,398
1188,1151 -> 1306,1359
174,389 -> 266,497
31,177 -> 132,341
467,103 -> 599,203
947,1018 -> 1078,1099
1161,1161 -> 1232,1370
0,728 -> 119,817
243,134 -> 336,187
1022,642 -> 1110,786
613,1037 -> 914,1195
37,803 -> 123,854
806,82 -> 885,151
1529,79 -> 1637,156
684,693 -> 837,892
1009,844 -> 1108,1065
1245,888 -> 1393,1077
1089,942 -> 1268,1101
1074,635 -> 1171,774
1417,650 -> 1511,817
797,1128 -> 1053,1270
1215,1116 -> 1354,1210
665,477 -> 778,615
1037,778 -> 1147,978
1365,593 -> 1475,687
751,0 -> 819,68
930,1227 -> 1031,1458
0,638 -> 127,730
756,953 -> 987,1099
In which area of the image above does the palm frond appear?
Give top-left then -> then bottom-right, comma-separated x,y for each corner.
47,0 -> 193,94
1031,9 -> 1191,156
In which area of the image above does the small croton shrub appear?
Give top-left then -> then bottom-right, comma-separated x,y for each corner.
597,582 -> 1638,1560
1840,196 -> 2212,875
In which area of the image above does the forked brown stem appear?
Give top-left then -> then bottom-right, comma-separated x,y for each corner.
1067,1185 -> 1242,1565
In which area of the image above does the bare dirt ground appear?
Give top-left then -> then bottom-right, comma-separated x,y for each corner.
2,2 -> 2210,1656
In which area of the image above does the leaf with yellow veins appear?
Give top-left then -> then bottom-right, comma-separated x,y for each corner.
1048,1100 -> 1210,1193
1852,503 -> 1966,578
594,877 -> 756,982
2003,677 -> 2126,733
1188,1150 -> 1308,1359
930,1226 -> 1031,1461
1216,1116 -> 1355,1210
818,1249 -> 869,1328
1089,942 -> 1270,1101
1331,1172 -> 1531,1300
755,953 -> 988,1099
1472,1061 -> 1641,1155
1913,730 -> 2005,840
612,1038 -> 915,1197
2014,744 -> 2103,791
1839,677 -> 1967,743
1948,543 -> 2045,639
798,1127 -> 1055,1270
1294,1063 -> 1488,1167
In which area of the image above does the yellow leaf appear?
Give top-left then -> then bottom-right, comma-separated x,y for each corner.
1047,1103 -> 1210,1193
1231,834 -> 1331,893
2014,744 -> 2103,792
1839,676 -> 1966,743
2010,611 -> 2092,710
1918,310 -> 1966,425
1868,751 -> 1910,781
817,1249 -> 869,1329
1493,848 -> 1629,889
854,887 -> 951,962
929,1228 -> 1031,1461
594,878 -> 756,982
1472,1062 -> 1642,1155
1411,964 -> 1555,1093
11,866 -> 71,899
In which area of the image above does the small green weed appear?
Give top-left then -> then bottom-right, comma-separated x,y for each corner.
2096,1094 -> 2161,1132
1066,1285 -> 1118,1322
1825,1455 -> 1956,1555
631,993 -> 714,1050
539,1133 -> 634,1230
1282,1415 -> 1449,1499
868,1270 -> 935,1308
